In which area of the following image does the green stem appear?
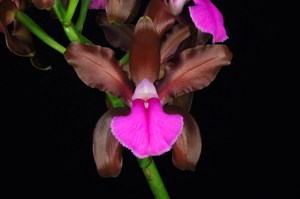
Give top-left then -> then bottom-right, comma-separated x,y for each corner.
14,11 -> 66,54
63,25 -> 92,44
106,93 -> 127,108
119,53 -> 129,65
75,0 -> 91,32
63,0 -> 79,26
138,157 -> 170,199
53,0 -> 92,44
52,0 -> 65,21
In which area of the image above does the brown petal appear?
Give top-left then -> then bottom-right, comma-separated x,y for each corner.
196,29 -> 211,45
64,42 -> 134,105
168,93 -> 193,112
12,21 -> 50,70
170,27 -> 210,63
160,24 -> 190,64
93,108 -> 130,177
96,12 -> 134,52
129,16 -> 160,84
174,8 -> 211,45
164,105 -> 202,171
157,45 -> 233,104
11,20 -> 36,54
106,0 -> 141,24
144,0 -> 175,36
174,26 -> 199,55
1,25 -> 35,57
0,0 -> 16,28
32,0 -> 55,10
0,0 -> 34,56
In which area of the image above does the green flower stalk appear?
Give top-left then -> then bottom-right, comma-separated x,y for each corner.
14,11 -> 66,54
75,0 -> 92,32
138,157 -> 170,199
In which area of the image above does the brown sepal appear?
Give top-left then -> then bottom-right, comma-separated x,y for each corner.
106,0 -> 141,24
64,42 -> 134,105
164,105 -> 202,171
157,45 -> 233,104
93,108 -> 130,177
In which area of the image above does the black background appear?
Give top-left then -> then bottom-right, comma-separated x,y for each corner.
1,1 -> 297,198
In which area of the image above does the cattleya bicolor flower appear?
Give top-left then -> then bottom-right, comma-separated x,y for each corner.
64,16 -> 232,177
92,0 -> 224,58
89,0 -> 141,24
90,0 -> 228,43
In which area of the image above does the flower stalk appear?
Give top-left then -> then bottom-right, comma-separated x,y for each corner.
75,0 -> 92,32
63,0 -> 80,26
14,11 -> 66,54
53,0 -> 92,44
138,157 -> 170,199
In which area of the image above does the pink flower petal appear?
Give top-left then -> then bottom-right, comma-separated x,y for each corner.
111,99 -> 148,158
147,98 -> 183,155
189,0 -> 228,43
111,98 -> 183,158
89,0 -> 106,9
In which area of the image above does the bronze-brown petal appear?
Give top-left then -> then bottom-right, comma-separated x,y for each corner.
32,0 -> 55,10
64,42 -> 134,105
157,44 -> 233,105
144,0 -> 175,37
0,0 -> 35,57
106,0 -> 141,24
164,105 -> 201,171
13,21 -> 51,70
167,93 -> 194,112
129,16 -> 160,84
96,11 -> 134,52
93,108 -> 130,177
0,0 -> 16,29
160,23 -> 190,65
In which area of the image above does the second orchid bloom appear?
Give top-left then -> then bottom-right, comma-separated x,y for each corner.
90,0 -> 228,43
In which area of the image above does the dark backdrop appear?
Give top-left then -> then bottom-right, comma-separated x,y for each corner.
1,1 -> 297,198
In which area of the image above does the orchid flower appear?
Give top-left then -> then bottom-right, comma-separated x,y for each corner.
96,0 -> 215,54
89,0 -> 141,24
164,0 -> 228,43
64,16 -> 232,177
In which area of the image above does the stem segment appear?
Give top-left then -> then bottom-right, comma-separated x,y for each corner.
53,0 -> 92,44
75,0 -> 91,32
64,0 -> 79,26
138,157 -> 170,199
14,11 -> 66,54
